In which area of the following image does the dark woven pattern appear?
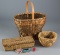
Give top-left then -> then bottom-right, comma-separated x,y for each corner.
14,13 -> 46,37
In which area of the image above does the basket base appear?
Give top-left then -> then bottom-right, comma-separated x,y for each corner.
32,30 -> 42,40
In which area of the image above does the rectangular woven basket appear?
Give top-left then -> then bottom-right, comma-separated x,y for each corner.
2,36 -> 35,51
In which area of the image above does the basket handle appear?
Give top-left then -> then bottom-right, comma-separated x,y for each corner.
26,0 -> 34,20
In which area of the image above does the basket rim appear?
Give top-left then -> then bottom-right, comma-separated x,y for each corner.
38,31 -> 57,40
14,12 -> 46,20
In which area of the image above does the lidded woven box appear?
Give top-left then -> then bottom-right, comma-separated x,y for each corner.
2,36 -> 35,51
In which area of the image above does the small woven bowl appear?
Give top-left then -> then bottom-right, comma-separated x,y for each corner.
38,31 -> 57,47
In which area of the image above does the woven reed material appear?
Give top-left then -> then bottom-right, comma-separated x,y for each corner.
38,31 -> 57,47
2,36 -> 35,51
14,0 -> 46,40
14,13 -> 46,36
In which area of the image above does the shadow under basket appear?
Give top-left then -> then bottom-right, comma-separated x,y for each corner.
38,31 -> 57,47
14,13 -> 46,40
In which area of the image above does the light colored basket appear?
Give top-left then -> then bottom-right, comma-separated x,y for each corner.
14,0 -> 46,39
2,36 -> 35,51
38,31 -> 57,47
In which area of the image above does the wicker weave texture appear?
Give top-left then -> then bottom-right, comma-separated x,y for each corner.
38,31 -> 57,47
14,0 -> 46,37
2,36 -> 35,51
14,13 -> 46,37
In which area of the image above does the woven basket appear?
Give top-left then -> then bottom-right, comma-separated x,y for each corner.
2,36 -> 35,51
14,0 -> 46,39
38,31 -> 57,47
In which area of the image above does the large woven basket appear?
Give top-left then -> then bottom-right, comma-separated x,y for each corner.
38,31 -> 57,47
14,0 -> 46,39
2,36 -> 35,51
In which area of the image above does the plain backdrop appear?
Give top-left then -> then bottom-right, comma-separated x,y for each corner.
0,0 -> 60,55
